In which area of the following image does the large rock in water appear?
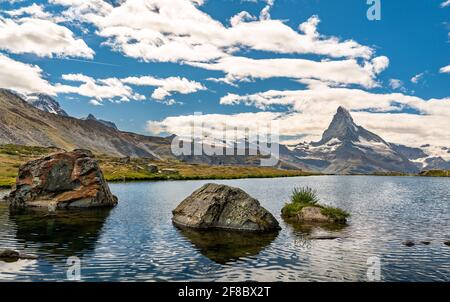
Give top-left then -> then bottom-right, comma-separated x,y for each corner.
5,149 -> 118,209
172,183 -> 280,232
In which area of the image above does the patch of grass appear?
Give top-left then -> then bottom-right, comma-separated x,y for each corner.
281,202 -> 309,217
0,178 -> 15,188
0,144 -> 59,157
281,186 -> 349,223
290,186 -> 318,204
320,206 -> 350,224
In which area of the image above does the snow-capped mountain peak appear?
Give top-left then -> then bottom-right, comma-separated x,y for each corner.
25,93 -> 69,117
314,106 -> 386,146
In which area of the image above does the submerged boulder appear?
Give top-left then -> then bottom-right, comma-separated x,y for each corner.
5,149 -> 118,209
0,249 -> 37,262
172,183 -> 280,232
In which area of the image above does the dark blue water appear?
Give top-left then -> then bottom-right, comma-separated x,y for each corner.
1,176 -> 449,281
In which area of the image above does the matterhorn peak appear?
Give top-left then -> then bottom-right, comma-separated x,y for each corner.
313,106 -> 386,146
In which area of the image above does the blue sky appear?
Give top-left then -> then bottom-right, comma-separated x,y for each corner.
0,0 -> 449,147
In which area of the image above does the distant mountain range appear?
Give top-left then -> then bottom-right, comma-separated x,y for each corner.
281,106 -> 450,173
0,88 -> 449,174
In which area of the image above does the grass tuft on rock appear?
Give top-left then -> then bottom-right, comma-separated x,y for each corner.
281,186 -> 349,223
290,186 -> 318,204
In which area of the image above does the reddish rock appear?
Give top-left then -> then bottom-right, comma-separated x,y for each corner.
5,149 -> 118,209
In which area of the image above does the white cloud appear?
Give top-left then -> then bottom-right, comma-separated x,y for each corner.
0,53 -> 55,94
4,3 -> 53,19
89,99 -> 103,106
439,65 -> 450,73
147,111 -> 281,137
121,75 -> 206,100
259,0 -> 274,21
219,82 -> 450,116
0,16 -> 94,58
55,73 -> 145,104
46,0 -> 380,88
54,73 -> 204,104
156,98 -> 183,106
411,73 -> 424,84
230,11 -> 256,27
441,0 -> 450,8
190,56 -> 385,88
389,79 -> 403,90
53,0 -> 374,62
369,56 -> 389,74
151,87 -> 171,100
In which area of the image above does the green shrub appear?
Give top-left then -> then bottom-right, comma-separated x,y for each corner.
290,186 -> 319,204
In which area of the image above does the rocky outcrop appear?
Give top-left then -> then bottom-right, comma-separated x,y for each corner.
147,164 -> 158,173
172,183 -> 280,232
4,149 -> 118,209
295,206 -> 335,223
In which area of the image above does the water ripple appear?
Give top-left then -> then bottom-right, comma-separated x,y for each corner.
1,176 -> 449,281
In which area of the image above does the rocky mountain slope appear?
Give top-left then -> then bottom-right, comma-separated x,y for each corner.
0,89 -> 171,159
24,93 -> 69,117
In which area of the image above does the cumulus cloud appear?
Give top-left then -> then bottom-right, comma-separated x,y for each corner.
0,53 -> 55,94
55,73 -> 145,103
52,0 -> 374,62
0,16 -> 94,58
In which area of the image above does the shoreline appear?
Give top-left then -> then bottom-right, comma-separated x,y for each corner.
3,172 -> 450,191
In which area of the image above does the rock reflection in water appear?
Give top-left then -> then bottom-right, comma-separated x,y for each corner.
175,226 -> 279,264
283,219 -> 348,243
9,208 -> 112,257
